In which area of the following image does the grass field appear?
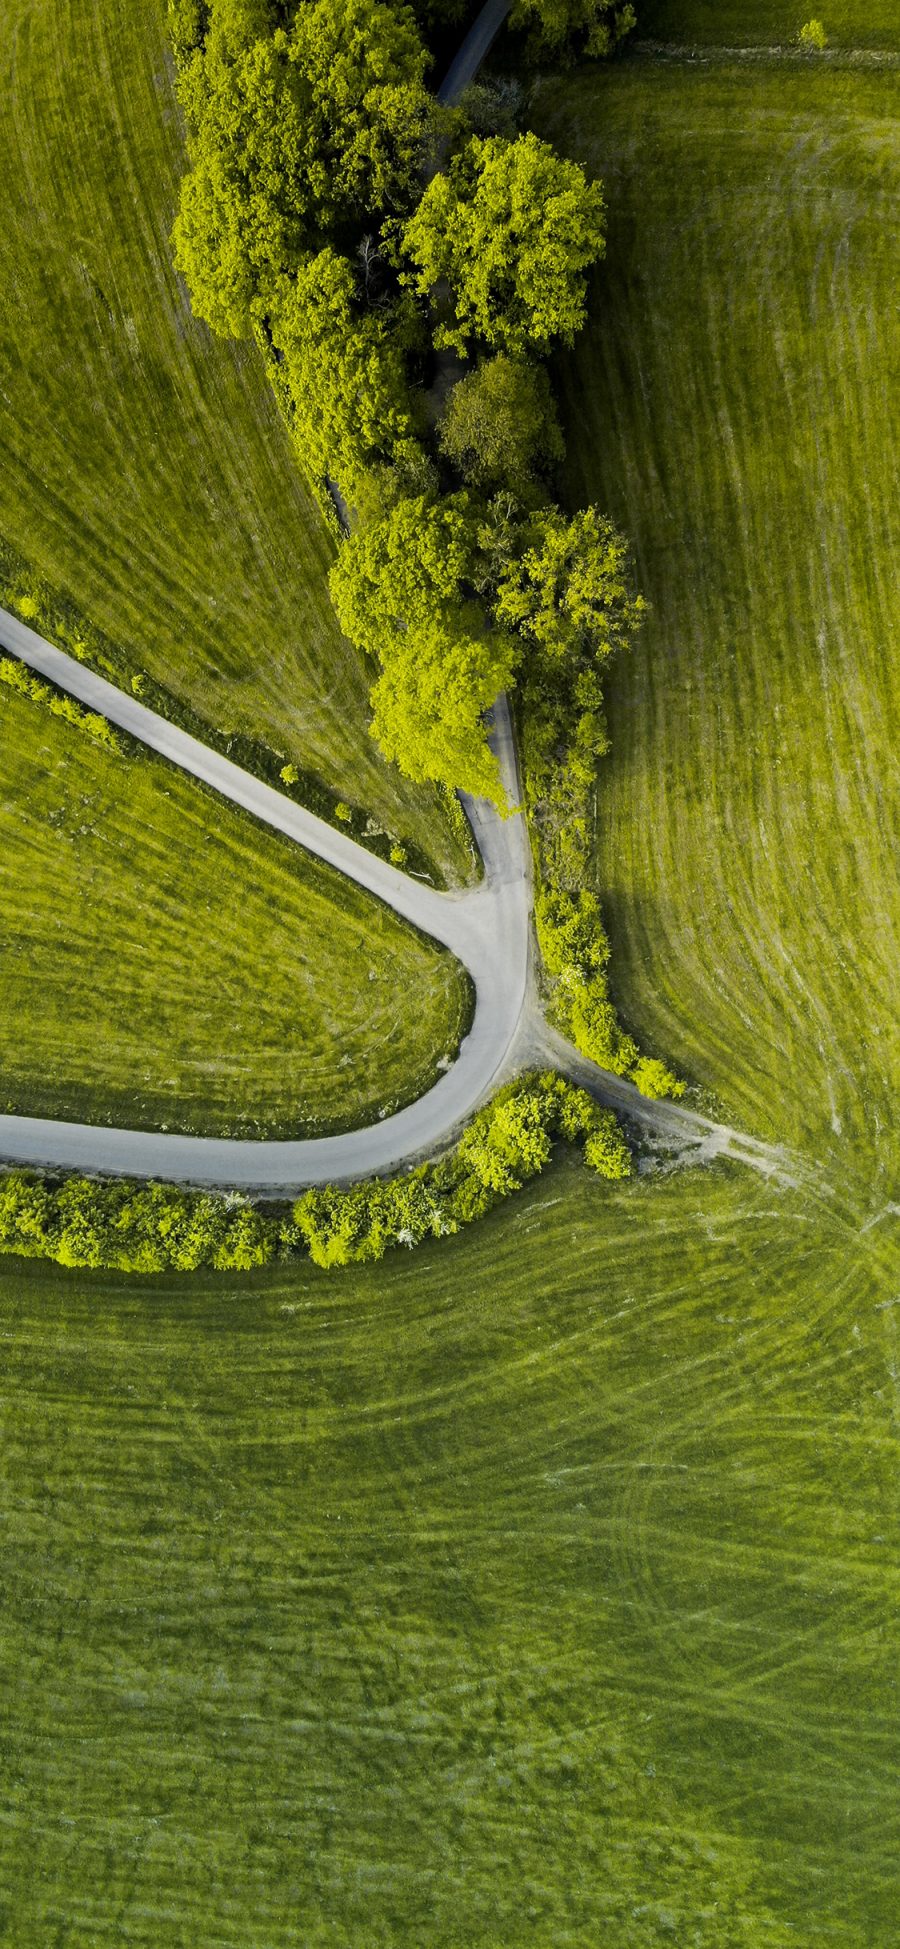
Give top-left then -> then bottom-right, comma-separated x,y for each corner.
534,54 -> 900,1192
0,0 -> 467,878
0,685 -> 469,1137
635,0 -> 900,50
0,1160 -> 896,1945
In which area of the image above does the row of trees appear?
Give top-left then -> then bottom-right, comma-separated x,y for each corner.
0,1073 -> 630,1275
167,0 -> 682,1104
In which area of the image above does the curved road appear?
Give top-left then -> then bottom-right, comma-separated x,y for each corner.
0,608 -> 800,1193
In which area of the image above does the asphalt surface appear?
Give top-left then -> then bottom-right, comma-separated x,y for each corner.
0,606 -> 534,1190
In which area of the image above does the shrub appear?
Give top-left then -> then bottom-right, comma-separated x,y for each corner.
799,19 -> 828,48
0,653 -> 124,753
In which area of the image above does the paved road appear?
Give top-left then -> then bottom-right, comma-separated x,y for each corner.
0,606 -> 537,1190
0,606 -> 801,1193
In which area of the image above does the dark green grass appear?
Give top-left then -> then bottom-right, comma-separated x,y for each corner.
0,685 -> 469,1137
534,56 -> 900,1186
634,0 -> 900,50
0,0 -> 467,878
0,1162 -> 896,1945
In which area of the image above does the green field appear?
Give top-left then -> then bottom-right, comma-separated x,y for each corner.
0,0 -> 467,877
0,16 -> 897,1948
0,686 -> 468,1137
635,0 -> 900,49
535,53 -> 900,1191
0,1162 -> 895,1945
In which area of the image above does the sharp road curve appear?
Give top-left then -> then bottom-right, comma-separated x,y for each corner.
0,606 -> 799,1193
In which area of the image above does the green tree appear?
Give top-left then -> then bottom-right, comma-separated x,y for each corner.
493,503 -> 644,667
330,493 -> 519,802
510,0 -> 636,61
171,0 -> 435,337
401,133 -> 606,357
268,249 -> 426,512
438,355 -> 564,495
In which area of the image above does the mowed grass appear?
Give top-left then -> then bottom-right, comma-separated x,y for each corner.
0,1161 -> 896,1945
635,0 -> 900,50
534,57 -> 900,1188
0,686 -> 469,1137
0,0 -> 466,877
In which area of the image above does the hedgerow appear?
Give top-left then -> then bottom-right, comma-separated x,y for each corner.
0,1075 -> 631,1275
0,653 -> 124,753
163,0 -> 683,1104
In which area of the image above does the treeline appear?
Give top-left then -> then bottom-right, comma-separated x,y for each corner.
167,0 -> 681,1097
0,1072 -> 631,1275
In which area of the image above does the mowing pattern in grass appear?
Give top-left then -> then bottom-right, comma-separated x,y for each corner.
0,686 -> 469,1138
0,0 -> 466,877
634,0 -> 900,50
534,57 -> 900,1188
0,1161 -> 895,1945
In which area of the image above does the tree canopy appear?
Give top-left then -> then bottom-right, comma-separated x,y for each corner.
438,355 -> 564,495
401,133 -> 606,357
330,493 -> 519,802
171,0 -> 435,336
268,249 -> 426,511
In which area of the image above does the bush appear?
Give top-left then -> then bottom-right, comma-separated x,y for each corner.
0,653 -> 124,754
536,888 -> 683,1095
799,19 -> 828,48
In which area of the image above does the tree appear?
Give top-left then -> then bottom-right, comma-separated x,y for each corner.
493,503 -> 644,666
171,0 -> 435,336
438,355 -> 564,495
268,248 -> 426,512
401,133 -> 606,357
329,492 -> 520,802
584,1111 -> 631,1178
510,0 -> 636,61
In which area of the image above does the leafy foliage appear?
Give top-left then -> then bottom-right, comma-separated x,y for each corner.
438,354 -> 564,495
799,17 -> 828,47
401,133 -> 606,357
330,492 -> 519,802
267,248 -> 426,512
294,1071 -> 632,1267
0,653 -> 123,752
170,0 -> 435,337
537,889 -> 684,1093
510,0 -> 636,61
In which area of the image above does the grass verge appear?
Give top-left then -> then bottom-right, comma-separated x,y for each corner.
0,685 -> 470,1137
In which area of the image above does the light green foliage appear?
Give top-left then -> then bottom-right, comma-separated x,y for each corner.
583,1108 -> 632,1175
330,494 -> 519,803
511,0 -> 636,60
0,1169 -> 280,1273
536,888 -> 683,1092
171,0 -> 433,336
401,133 -> 606,357
494,502 -> 645,668
267,248 -> 426,514
0,652 -> 123,753
437,355 -> 564,494
799,16 -> 828,45
0,684 -> 469,1138
294,1072 -> 631,1266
